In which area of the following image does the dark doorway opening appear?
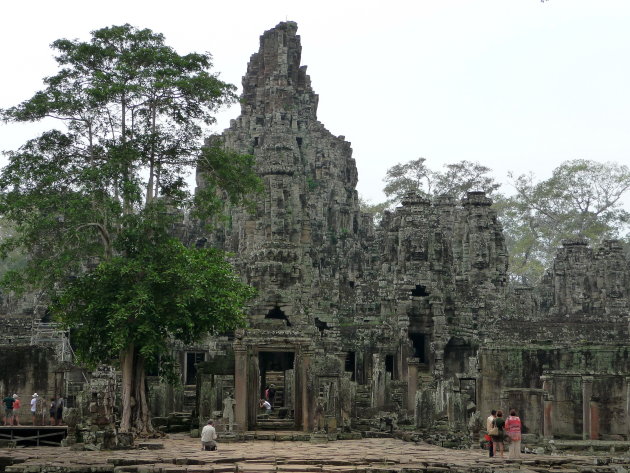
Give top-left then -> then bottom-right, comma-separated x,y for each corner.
344,351 -> 356,381
259,351 -> 295,415
385,354 -> 395,379
186,352 -> 205,385
409,333 -> 427,363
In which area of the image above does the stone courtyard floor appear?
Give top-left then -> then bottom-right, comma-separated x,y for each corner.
2,435 -> 630,473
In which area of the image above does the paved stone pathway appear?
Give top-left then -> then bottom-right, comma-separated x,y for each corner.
2,436 -> 628,473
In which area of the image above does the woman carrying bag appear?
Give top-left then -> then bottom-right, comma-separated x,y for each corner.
489,410 -> 506,458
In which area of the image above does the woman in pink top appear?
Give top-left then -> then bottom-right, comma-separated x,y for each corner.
505,409 -> 522,459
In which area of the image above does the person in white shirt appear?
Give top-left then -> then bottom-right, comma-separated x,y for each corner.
30,393 -> 39,426
201,419 -> 217,451
259,399 -> 271,411
486,409 -> 496,458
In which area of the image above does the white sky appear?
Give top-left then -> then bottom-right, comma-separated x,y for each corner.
1,0 -> 629,204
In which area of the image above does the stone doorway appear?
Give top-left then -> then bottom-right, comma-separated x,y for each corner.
258,351 -> 295,427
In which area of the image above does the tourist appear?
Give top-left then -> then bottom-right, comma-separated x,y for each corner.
259,398 -> 272,412
267,384 -> 276,407
491,410 -> 506,458
12,394 -> 21,425
201,419 -> 218,451
506,409 -> 522,459
49,398 -> 56,425
31,393 -> 39,425
3,394 -> 15,426
55,397 -> 64,425
486,409 -> 496,457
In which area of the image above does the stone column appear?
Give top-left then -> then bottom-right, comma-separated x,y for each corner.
407,358 -> 420,412
625,377 -> 630,438
234,345 -> 248,432
589,400 -> 599,440
541,375 -> 554,439
581,376 -> 593,440
300,349 -> 313,432
372,353 -> 385,408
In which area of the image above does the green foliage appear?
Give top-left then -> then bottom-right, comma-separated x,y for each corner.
505,159 -> 630,283
307,178 -> 319,191
53,233 -> 254,377
383,157 -> 433,201
0,24 -> 261,394
382,158 -> 501,206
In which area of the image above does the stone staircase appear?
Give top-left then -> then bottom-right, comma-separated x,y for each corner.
256,413 -> 295,430
182,385 -> 196,414
265,371 -> 285,409
355,384 -> 371,412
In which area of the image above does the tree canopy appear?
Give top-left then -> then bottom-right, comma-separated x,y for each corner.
371,157 -> 630,284
382,158 -> 500,205
505,159 -> 630,283
0,24 -> 261,434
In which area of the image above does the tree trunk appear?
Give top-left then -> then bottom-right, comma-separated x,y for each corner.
119,344 -> 155,435
120,344 -> 134,432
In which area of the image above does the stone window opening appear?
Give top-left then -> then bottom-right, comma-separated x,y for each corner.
385,354 -> 396,379
411,284 -> 430,297
296,137 -> 303,148
409,333 -> 427,363
314,317 -> 328,336
348,280 -> 355,289
265,306 -> 291,326
185,352 -> 206,385
344,351 -> 356,381
254,137 -> 259,146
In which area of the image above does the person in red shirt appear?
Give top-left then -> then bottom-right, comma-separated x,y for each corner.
505,409 -> 522,459
12,395 -> 21,425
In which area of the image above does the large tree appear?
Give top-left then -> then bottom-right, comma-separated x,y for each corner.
382,158 -> 500,205
0,24 -> 261,434
362,158 -> 501,221
506,159 -> 630,283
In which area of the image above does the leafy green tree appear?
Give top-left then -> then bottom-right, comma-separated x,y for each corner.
433,161 -> 501,200
0,24 -> 261,434
383,158 -> 501,205
506,159 -> 630,283
383,157 -> 434,202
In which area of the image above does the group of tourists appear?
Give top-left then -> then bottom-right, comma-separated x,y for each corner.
2,393 -> 64,426
3,394 -> 21,425
485,409 -> 522,459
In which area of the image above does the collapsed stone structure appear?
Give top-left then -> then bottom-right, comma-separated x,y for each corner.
1,22 -> 630,443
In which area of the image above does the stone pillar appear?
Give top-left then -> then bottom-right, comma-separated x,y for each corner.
300,349 -> 313,432
581,376 -> 593,440
541,375 -> 554,439
372,353 -> 385,408
625,377 -> 630,438
407,358 -> 420,412
589,400 -> 599,440
234,345 -> 248,432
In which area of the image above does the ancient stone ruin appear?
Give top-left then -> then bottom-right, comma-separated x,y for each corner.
1,21 -> 630,447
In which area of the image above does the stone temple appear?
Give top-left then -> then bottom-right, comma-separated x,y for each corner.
2,22 -> 630,443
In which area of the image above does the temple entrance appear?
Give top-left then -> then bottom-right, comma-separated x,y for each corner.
257,351 -> 295,428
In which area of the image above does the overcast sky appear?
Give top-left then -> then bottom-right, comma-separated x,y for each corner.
1,0 -> 628,204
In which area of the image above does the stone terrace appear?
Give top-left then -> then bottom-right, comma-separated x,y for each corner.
3,437 -> 630,473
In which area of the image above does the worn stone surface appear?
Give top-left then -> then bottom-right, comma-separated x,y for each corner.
4,436 -> 630,473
